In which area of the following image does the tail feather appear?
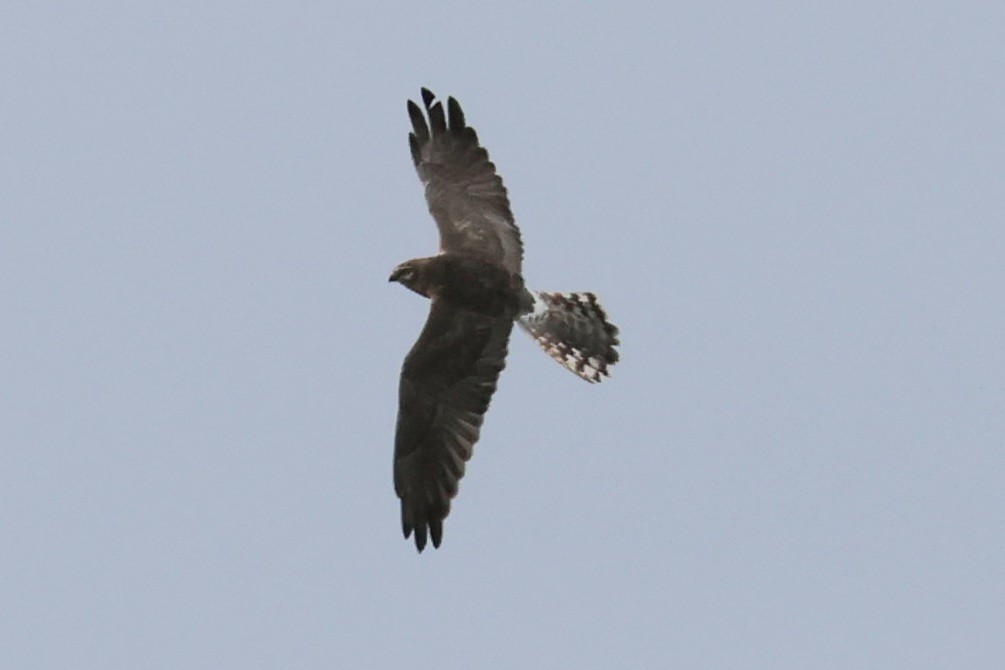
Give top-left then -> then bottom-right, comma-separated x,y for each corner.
518,291 -> 620,383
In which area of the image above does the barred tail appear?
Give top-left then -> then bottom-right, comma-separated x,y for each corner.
517,291 -> 620,383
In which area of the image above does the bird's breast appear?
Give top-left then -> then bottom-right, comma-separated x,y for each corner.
433,256 -> 524,318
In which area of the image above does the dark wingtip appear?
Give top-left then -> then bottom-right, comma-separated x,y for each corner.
428,100 -> 446,134
408,134 -> 421,166
402,506 -> 427,552
447,96 -> 465,130
414,526 -> 428,552
420,87 -> 435,108
430,519 -> 443,549
403,519 -> 442,553
407,100 -> 428,141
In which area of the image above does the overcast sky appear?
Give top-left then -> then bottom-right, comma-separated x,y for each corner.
3,3 -> 1003,668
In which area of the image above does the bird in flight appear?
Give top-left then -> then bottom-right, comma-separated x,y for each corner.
390,88 -> 620,551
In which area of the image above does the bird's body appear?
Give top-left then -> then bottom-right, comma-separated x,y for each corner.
392,254 -> 532,318
391,89 -> 620,551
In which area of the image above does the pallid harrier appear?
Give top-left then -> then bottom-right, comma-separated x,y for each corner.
390,89 -> 620,551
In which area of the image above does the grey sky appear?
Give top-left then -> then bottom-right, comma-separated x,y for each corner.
2,2 -> 1003,668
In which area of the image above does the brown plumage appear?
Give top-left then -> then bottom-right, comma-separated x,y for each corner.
391,89 -> 620,551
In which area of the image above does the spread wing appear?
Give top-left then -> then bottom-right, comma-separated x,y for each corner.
408,88 -> 523,274
394,299 -> 513,551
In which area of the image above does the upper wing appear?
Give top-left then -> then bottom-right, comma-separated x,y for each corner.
394,299 -> 513,551
408,88 -> 523,274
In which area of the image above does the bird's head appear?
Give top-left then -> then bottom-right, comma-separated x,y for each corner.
389,260 -> 425,296
388,262 -> 414,284
390,256 -> 441,298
